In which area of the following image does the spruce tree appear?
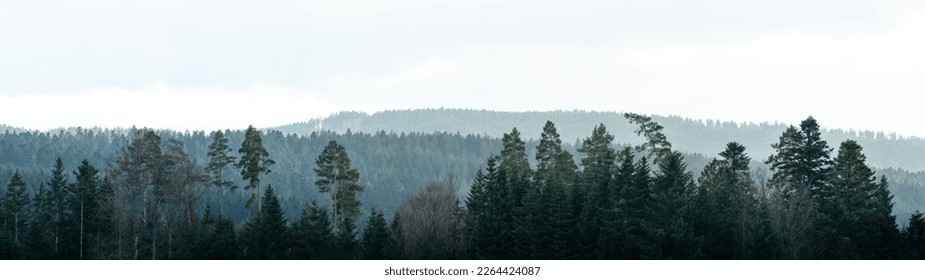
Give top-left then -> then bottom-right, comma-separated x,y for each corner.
692,142 -> 757,259
819,140 -> 897,258
1,171 -> 31,257
292,201 -> 335,259
70,160 -> 102,260
598,148 -> 636,259
903,211 -> 925,258
466,156 -> 513,259
361,209 -> 389,259
646,151 -> 700,259
244,185 -> 288,259
334,216 -> 358,260
576,124 -> 616,258
47,158 -> 69,257
199,208 -> 239,260
29,183 -> 55,259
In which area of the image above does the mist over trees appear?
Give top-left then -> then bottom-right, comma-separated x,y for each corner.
1,111 -> 925,259
276,109 -> 925,172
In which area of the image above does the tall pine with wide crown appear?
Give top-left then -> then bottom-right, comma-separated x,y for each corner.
314,140 -> 364,229
206,130 -> 237,217
236,125 -> 275,212
765,116 -> 833,259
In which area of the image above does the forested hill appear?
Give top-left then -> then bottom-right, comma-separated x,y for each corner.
276,109 -> 925,172
3,123 -> 922,226
3,116 -> 925,259
0,125 -> 27,134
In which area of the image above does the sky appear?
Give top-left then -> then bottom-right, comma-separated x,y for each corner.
1,0 -> 924,137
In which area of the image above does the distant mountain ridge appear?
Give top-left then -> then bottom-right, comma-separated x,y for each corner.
275,109 -> 925,172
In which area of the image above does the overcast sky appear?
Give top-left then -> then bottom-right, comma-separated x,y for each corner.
2,0 -> 924,137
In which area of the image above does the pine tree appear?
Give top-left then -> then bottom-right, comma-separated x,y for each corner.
500,128 -> 533,257
361,209 -> 389,259
206,130 -> 237,217
525,123 -> 576,259
765,116 -> 833,259
625,113 -> 672,165
236,125 -> 275,212
314,140 -> 364,229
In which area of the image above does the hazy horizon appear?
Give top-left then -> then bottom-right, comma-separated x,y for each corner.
2,1 -> 924,137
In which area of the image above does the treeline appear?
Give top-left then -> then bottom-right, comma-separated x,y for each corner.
2,115 -> 925,259
275,109 -> 925,171
0,127 -> 501,222
4,123 -> 924,224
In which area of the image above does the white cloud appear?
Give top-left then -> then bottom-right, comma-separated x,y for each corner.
269,0 -> 525,16
305,7 -> 925,137
0,84 -> 339,131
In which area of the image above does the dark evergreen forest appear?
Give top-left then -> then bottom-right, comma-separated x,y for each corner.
1,113 -> 924,259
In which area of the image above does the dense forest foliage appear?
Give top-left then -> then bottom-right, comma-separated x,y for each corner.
276,109 -> 925,172
1,114 -> 924,259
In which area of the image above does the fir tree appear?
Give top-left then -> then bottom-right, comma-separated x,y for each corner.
334,216 -> 358,260
244,185 -> 289,259
361,209 -> 389,259
69,160 -> 102,260
292,201 -> 335,259
646,151 -> 700,259
1,171 -> 31,258
466,156 -> 514,259
903,211 -> 925,258
29,183 -> 55,259
818,140 -> 897,258
47,158 -> 69,257
576,124 -> 616,258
